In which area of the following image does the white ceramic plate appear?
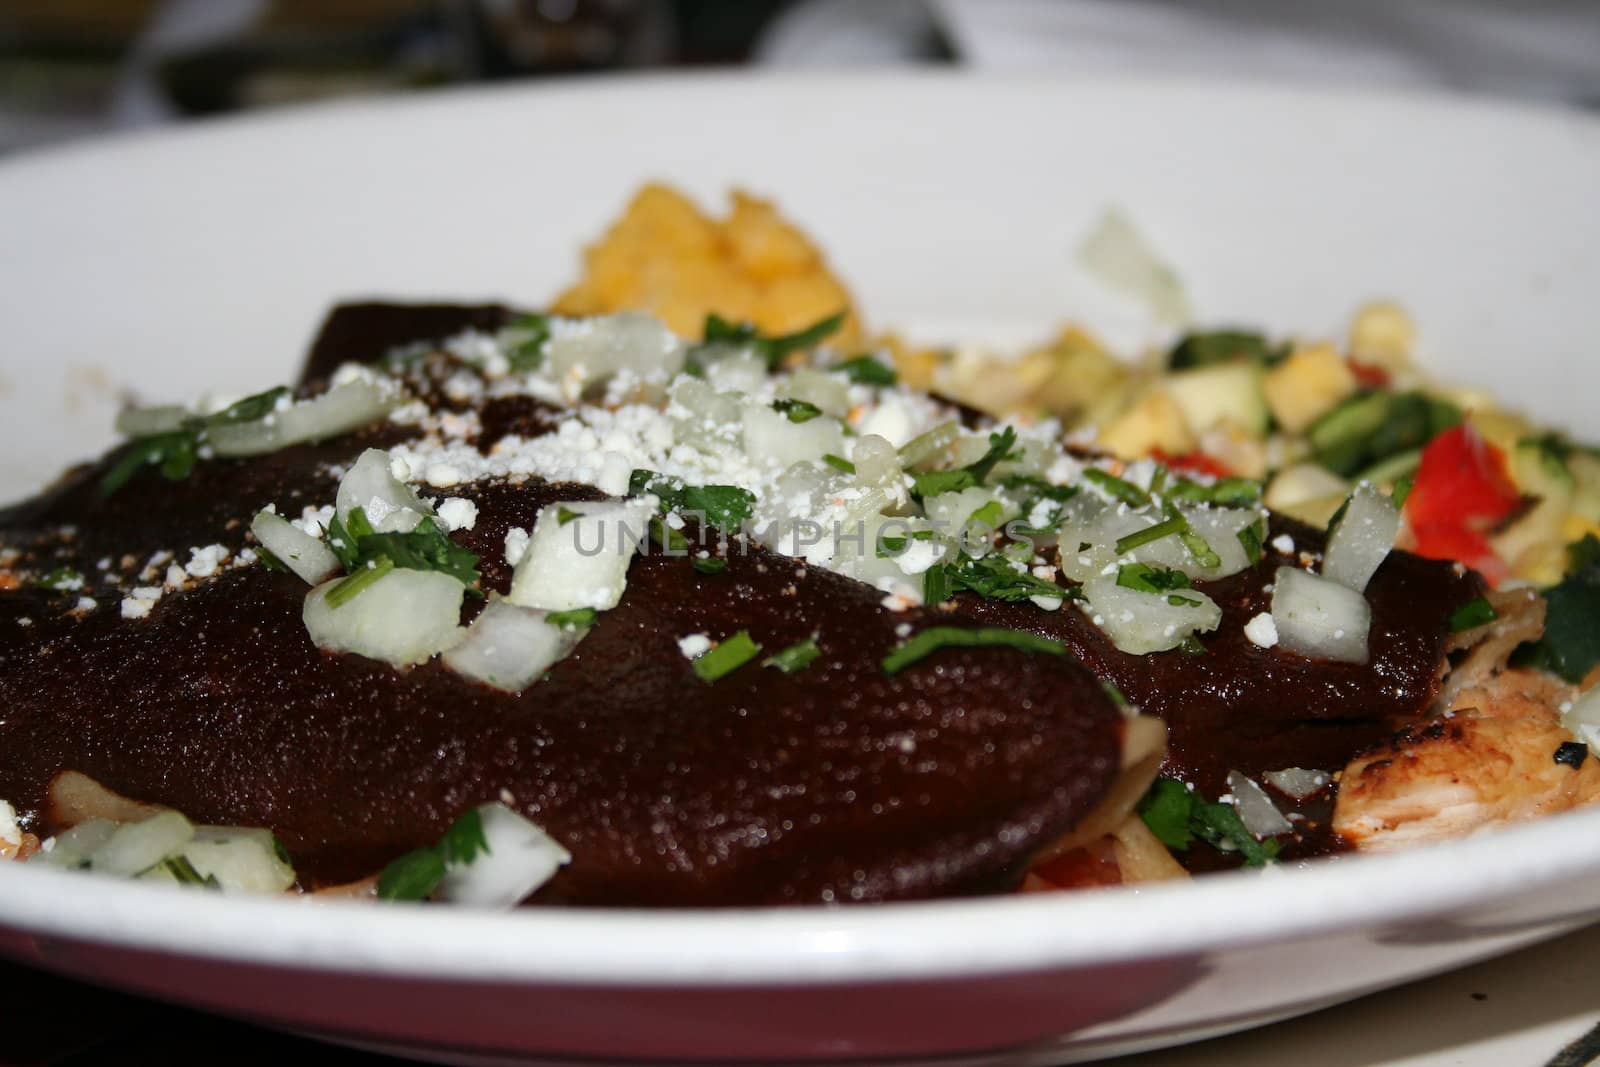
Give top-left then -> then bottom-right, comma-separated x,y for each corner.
2,74 -> 1600,1065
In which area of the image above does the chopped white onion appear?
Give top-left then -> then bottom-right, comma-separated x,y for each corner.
33,818 -> 118,869
668,378 -> 743,446
778,368 -> 851,419
1264,767 -> 1331,799
1226,771 -> 1293,838
1081,575 -> 1222,655
701,350 -> 770,395
544,312 -> 684,390
923,487 -> 1014,549
850,434 -> 908,508
90,810 -> 195,877
115,404 -> 189,438
251,510 -> 339,585
176,827 -> 296,893
335,448 -> 430,534
741,402 -> 845,468
207,379 -> 401,457
1561,686 -> 1600,755
444,599 -> 586,692
1323,482 -> 1400,592
304,569 -> 465,667
1270,566 -> 1371,664
435,803 -> 571,909
897,420 -> 960,469
508,499 -> 653,612
1057,497 -> 1264,583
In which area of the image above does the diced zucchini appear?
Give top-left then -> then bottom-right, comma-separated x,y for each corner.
1347,301 -> 1416,371
1162,361 -> 1269,438
1492,439 -> 1575,576
1261,344 -> 1357,435
1166,330 -> 1274,370
1307,391 -> 1459,477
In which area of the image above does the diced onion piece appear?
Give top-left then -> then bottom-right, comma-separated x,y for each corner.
1057,497 -> 1263,582
1264,767 -> 1331,799
702,350 -> 769,395
897,420 -> 960,469
1057,498 -> 1150,583
778,369 -> 851,419
336,448 -> 429,534
33,818 -> 118,869
923,487 -> 1014,551
1323,482 -> 1400,592
544,312 -> 684,390
115,404 -> 189,438
508,499 -> 653,612
851,434 -> 908,507
1076,207 -> 1191,326
435,803 -> 572,909
1270,566 -> 1371,664
1226,771 -> 1293,838
856,400 -> 920,448
90,810 -> 196,877
742,403 -> 845,468
1136,506 -> 1263,581
251,510 -> 339,585
1265,463 -> 1350,512
1561,686 -> 1600,755
1081,575 -> 1222,655
180,827 -> 296,893
207,379 -> 401,457
304,569 -> 465,667
668,378 -> 743,446
444,599 -> 585,692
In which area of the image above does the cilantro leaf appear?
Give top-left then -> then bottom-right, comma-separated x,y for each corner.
1137,778 -> 1196,849
882,626 -> 1065,675
547,607 -> 598,629
692,631 -> 764,683
1137,776 -> 1281,867
503,313 -> 551,372
1116,562 -> 1192,595
629,471 -> 757,529
692,557 -> 728,576
834,355 -> 896,386
764,634 -> 821,673
772,398 -> 823,424
702,310 -> 846,369
1166,330 -> 1275,370
376,806 -> 493,903
1513,535 -> 1600,682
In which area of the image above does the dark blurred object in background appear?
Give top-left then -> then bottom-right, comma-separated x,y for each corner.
0,0 -> 816,153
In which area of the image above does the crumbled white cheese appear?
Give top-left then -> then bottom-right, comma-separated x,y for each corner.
677,633 -> 712,660
504,527 -> 531,567
436,497 -> 479,532
184,544 -> 230,579
1271,533 -> 1295,555
0,799 -> 20,847
1244,612 -> 1279,648
120,586 -> 163,619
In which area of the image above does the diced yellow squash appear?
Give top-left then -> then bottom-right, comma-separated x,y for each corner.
1097,389 -> 1195,460
1031,327 -> 1133,427
1491,441 -> 1575,581
1567,452 -> 1600,523
1163,361 -> 1269,437
1465,408 -> 1532,458
1261,343 -> 1358,435
1348,300 -> 1416,371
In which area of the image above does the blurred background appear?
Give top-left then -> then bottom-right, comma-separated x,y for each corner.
3,0 -> 1600,156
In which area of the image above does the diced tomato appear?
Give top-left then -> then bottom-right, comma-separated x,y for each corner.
1403,424 -> 1520,584
1151,450 -> 1232,479
1349,359 -> 1391,389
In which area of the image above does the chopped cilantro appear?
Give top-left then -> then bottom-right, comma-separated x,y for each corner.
822,453 -> 856,474
325,556 -> 395,609
1115,562 -> 1191,595
556,507 -> 580,526
772,398 -> 823,423
1084,468 -> 1151,507
1137,777 -> 1281,867
1163,477 -> 1263,507
161,855 -> 221,889
702,310 -> 846,369
255,548 -> 288,573
629,471 -> 756,529
999,474 -> 1078,503
100,386 -> 297,496
909,428 -> 1020,500
764,634 -> 821,673
1114,515 -> 1186,554
650,515 -> 690,553
1448,596 -> 1499,633
834,355 -> 897,386
692,631 -> 763,683
376,807 -> 493,902
968,500 -> 1005,529
547,607 -> 598,629
882,626 -> 1065,675
926,554 -> 1066,603
692,557 -> 728,576
503,313 -> 551,372
322,506 -> 481,607
35,567 -> 84,591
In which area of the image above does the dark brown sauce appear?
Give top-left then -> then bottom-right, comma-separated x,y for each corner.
0,304 -> 1481,898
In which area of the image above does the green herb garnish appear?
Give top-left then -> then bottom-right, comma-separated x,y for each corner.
968,500 -> 1005,529
629,470 -> 757,529
557,507 -> 580,526
692,557 -> 728,576
255,548 -> 288,573
909,427 -> 1020,500
160,855 -> 221,889
35,567 -> 85,591
1084,468 -> 1151,507
764,634 -> 821,673
650,515 -> 689,552
834,355 -> 897,386
1114,516 -> 1186,554
1237,523 -> 1264,566
1448,596 -> 1499,633
702,310 -> 847,369
322,506 -> 481,606
1137,777 -> 1280,867
692,631 -> 764,683
1166,330 -> 1274,370
503,313 -> 551,371
772,398 -> 823,423
1163,477 -> 1263,508
882,626 -> 1065,676
1115,562 -> 1191,595
325,556 -> 396,609
547,607 -> 598,629
376,807 -> 492,902
822,453 -> 856,474
100,386 -> 294,496
926,554 -> 1066,603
